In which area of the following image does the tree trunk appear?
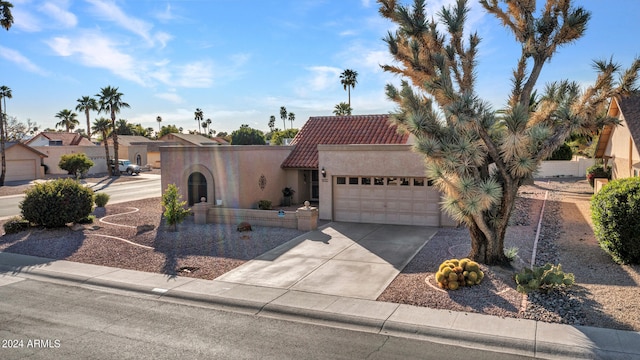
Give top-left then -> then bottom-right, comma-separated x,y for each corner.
0,103 -> 5,186
103,136 -> 111,176
111,114 -> 119,177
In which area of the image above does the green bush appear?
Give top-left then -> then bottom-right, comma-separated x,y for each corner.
162,184 -> 191,231
59,153 -> 94,179
20,178 -> 94,228
258,200 -> 272,210
586,163 -> 611,187
515,263 -> 575,293
547,143 -> 573,160
3,216 -> 30,234
591,177 -> 640,264
94,192 -> 110,207
76,215 -> 95,224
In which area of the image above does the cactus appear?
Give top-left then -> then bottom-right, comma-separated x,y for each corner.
433,258 -> 484,290
515,263 -> 575,294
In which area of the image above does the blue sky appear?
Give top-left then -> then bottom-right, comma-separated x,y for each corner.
1,0 -> 639,135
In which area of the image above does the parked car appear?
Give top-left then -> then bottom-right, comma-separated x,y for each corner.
110,159 -> 141,175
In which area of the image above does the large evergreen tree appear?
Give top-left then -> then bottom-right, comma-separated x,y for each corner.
379,0 -> 640,264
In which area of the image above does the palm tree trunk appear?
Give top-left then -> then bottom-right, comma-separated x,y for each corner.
0,112 -> 5,186
111,112 -> 119,177
102,131 -> 111,176
85,110 -> 91,139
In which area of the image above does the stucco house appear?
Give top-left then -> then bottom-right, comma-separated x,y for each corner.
106,135 -> 155,168
24,131 -> 108,175
595,95 -> 640,180
161,114 -> 455,227
3,142 -> 47,182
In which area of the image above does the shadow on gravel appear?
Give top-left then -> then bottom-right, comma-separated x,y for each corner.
151,216 -> 304,279
0,227 -> 86,274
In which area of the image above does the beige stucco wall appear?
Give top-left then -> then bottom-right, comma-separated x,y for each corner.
160,145 -> 293,209
604,114 -> 640,179
33,145 -> 109,175
5,145 -> 45,181
318,144 -> 437,221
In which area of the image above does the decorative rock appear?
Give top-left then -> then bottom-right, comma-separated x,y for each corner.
237,222 -> 252,232
136,224 -> 155,234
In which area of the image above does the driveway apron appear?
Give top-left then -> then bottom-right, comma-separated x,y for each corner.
215,223 -> 438,300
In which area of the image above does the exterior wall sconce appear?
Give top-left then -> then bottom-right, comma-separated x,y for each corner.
321,167 -> 326,178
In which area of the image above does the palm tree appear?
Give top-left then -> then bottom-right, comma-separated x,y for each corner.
92,117 -> 112,176
202,118 -> 212,137
55,109 -> 80,132
156,116 -> 162,133
0,1 -> 13,31
96,86 -> 130,177
76,96 -> 98,139
288,112 -> 295,128
340,69 -> 358,107
279,106 -> 287,130
0,84 -> 11,186
268,115 -> 276,132
333,102 -> 352,116
194,108 -> 203,134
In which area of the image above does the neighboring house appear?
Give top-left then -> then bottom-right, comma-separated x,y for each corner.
159,133 -> 229,146
106,135 -> 155,167
595,95 -> 640,179
25,131 -> 94,147
25,131 -> 105,175
3,142 -> 47,182
161,114 -> 455,227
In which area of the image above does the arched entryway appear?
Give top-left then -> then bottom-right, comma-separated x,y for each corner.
136,154 -> 142,166
188,172 -> 207,206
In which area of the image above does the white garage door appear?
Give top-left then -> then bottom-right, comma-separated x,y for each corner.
6,159 -> 37,182
333,176 -> 441,226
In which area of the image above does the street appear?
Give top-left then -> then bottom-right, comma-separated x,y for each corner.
0,175 -> 161,219
0,278 -> 533,360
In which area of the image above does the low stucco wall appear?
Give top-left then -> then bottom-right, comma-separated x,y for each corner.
192,203 -> 318,231
34,145 -> 109,175
535,157 -> 594,178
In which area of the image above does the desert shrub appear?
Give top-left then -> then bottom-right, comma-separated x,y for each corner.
20,178 -> 94,228
162,184 -> 191,231
586,163 -> 611,187
258,200 -> 272,210
59,153 -> 94,179
504,246 -> 519,262
434,258 -> 484,290
547,143 -> 573,160
3,216 -> 30,234
591,177 -> 640,264
515,263 -> 575,293
94,192 -> 110,207
76,215 -> 95,224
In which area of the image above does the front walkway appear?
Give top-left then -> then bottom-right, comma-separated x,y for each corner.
215,222 -> 438,300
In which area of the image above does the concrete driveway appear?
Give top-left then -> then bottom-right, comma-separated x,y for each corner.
216,222 -> 438,300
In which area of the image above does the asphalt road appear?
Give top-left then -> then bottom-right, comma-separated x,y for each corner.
0,175 -> 161,219
0,278 -> 533,360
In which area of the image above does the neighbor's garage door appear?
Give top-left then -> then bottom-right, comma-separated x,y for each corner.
6,160 -> 37,182
333,176 -> 441,226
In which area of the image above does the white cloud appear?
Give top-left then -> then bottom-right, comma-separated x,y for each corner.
173,61 -> 214,88
155,92 -> 183,104
12,6 -> 41,32
0,46 -> 48,75
86,0 -> 169,47
47,32 -> 144,85
307,66 -> 341,91
39,1 -> 77,28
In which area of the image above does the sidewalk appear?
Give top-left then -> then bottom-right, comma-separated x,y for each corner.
1,251 -> 638,359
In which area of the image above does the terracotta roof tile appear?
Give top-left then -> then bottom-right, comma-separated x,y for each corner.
25,131 -> 95,146
618,95 -> 640,148
281,114 -> 408,169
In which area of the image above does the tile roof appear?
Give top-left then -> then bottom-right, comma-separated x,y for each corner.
6,142 -> 48,157
25,131 -> 95,146
281,114 -> 408,169
596,95 -> 640,158
159,133 -> 227,145
107,135 -> 155,146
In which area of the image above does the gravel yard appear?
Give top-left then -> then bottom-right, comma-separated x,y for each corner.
1,177 -> 639,331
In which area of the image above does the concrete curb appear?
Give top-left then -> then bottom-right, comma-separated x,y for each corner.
1,252 -> 640,360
